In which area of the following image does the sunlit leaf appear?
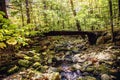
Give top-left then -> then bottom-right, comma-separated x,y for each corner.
6,38 -> 17,45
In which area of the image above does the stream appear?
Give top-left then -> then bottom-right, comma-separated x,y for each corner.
1,36 -> 120,80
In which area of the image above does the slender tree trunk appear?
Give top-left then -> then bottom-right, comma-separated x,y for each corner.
118,0 -> 120,21
109,0 -> 115,42
70,0 -> 81,31
43,0 -> 47,27
0,0 -> 8,18
20,2 -> 24,26
25,0 -> 30,24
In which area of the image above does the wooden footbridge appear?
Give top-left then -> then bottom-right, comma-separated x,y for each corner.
44,31 -> 105,45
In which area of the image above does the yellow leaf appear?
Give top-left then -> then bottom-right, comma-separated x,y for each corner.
0,42 -> 6,49
6,38 -> 17,45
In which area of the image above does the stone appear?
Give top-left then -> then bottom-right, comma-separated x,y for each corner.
86,66 -> 94,72
82,76 -> 96,80
7,65 -> 19,74
72,63 -> 82,70
109,69 -> 118,74
96,36 -> 105,44
32,62 -> 41,69
101,74 -> 111,80
18,59 -> 32,67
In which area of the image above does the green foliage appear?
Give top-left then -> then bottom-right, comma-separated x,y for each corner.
9,0 -> 119,31
0,12 -> 29,50
0,42 -> 6,49
18,59 -> 32,67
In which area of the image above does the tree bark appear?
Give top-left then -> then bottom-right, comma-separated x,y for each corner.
109,0 -> 114,42
0,0 -> 8,18
70,0 -> 81,31
43,0 -> 47,27
25,0 -> 30,23
20,2 -> 24,26
118,0 -> 120,21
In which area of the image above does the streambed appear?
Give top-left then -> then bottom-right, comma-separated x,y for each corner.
0,36 -> 120,80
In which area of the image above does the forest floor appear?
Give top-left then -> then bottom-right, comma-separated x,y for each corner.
0,36 -> 120,80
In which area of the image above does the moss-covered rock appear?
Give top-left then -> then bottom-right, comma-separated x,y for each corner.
33,55 -> 40,62
7,65 -> 19,74
78,76 -> 96,80
32,62 -> 41,69
18,59 -> 32,67
24,56 -> 32,61
15,53 -> 27,59
85,66 -> 94,72
96,64 -> 110,74
49,72 -> 60,80
101,74 -> 111,80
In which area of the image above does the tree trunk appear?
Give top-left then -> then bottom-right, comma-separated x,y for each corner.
109,0 -> 114,42
20,2 -> 24,26
0,0 -> 8,18
70,0 -> 81,31
43,0 -> 47,27
25,0 -> 30,24
118,0 -> 120,21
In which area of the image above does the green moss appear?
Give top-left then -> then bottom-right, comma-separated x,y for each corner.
18,59 -> 32,67
32,62 -> 41,69
7,65 -> 19,74
86,66 -> 95,72
33,55 -> 40,62
77,76 -> 96,80
96,64 -> 110,74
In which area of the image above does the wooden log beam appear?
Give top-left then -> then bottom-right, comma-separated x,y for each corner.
44,31 -> 104,45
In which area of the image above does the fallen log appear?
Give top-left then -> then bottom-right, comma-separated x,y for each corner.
44,31 -> 104,45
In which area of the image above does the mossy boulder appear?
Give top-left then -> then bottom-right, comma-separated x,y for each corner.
33,55 -> 40,62
51,72 -> 60,80
18,59 -> 32,67
85,76 -> 96,80
101,74 -> 111,80
32,62 -> 41,69
85,66 -> 95,72
24,56 -> 32,61
15,53 -> 27,59
7,65 -> 19,74
47,72 -> 60,80
96,64 -> 110,74
78,76 -> 96,80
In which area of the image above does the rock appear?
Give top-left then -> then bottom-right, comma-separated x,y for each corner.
7,65 -> 19,74
94,52 -> 113,61
15,53 -> 27,59
82,72 -> 89,76
47,67 -> 58,73
49,72 -> 60,80
105,61 -> 114,65
72,63 -> 82,70
82,61 -> 92,71
85,66 -> 94,72
80,76 -> 96,80
40,65 -> 49,72
109,69 -> 118,74
97,64 -> 109,74
33,55 -> 40,62
101,74 -> 111,80
26,51 -> 35,57
18,59 -> 32,67
24,56 -> 32,61
96,36 -> 105,44
32,62 -> 41,69
72,54 -> 88,63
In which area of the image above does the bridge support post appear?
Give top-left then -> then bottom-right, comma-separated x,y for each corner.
87,33 -> 97,45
